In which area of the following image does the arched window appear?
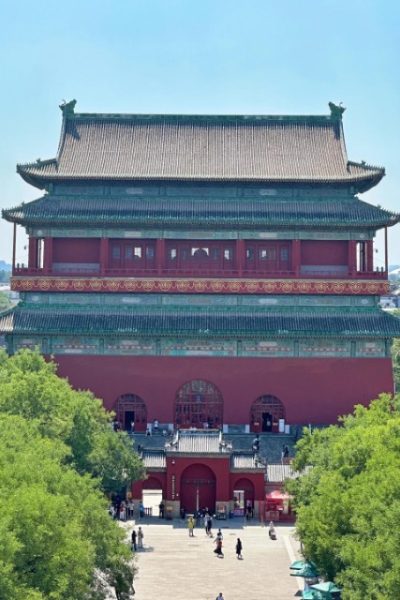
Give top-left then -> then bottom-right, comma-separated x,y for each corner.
115,393 -> 147,432
250,395 -> 285,433
175,380 -> 223,429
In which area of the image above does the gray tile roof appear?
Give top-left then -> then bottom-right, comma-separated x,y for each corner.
166,431 -> 229,454
17,113 -> 384,190
267,463 -> 301,482
0,311 -> 13,332
231,453 -> 265,470
3,193 -> 398,229
142,451 -> 166,469
2,306 -> 400,338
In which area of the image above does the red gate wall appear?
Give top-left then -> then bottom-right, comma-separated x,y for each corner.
55,355 -> 394,425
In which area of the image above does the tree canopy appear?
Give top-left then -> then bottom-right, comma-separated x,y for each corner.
0,349 -> 145,600
392,311 -> 400,392
0,291 -> 11,311
289,393 -> 400,599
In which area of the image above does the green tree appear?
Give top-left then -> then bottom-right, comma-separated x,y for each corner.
0,349 -> 145,599
392,311 -> 400,392
0,291 -> 11,311
0,415 -> 134,599
393,338 -> 400,391
0,349 -> 145,492
289,394 -> 400,599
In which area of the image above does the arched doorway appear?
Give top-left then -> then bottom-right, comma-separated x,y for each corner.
175,380 -> 223,429
142,476 -> 164,517
250,395 -> 285,433
233,478 -> 255,516
180,463 -> 216,513
115,393 -> 147,432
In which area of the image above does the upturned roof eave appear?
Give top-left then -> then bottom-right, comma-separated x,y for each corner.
15,168 -> 384,188
3,209 -> 399,230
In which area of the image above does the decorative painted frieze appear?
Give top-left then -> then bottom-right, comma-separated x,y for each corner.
355,340 -> 386,357
10,335 -> 391,358
29,227 -> 374,241
12,276 -> 389,296
299,340 -> 351,357
240,340 -> 294,357
160,339 -> 237,357
22,292 -> 378,308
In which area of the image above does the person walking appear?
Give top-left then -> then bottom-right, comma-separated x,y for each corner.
216,592 -> 224,600
206,513 -> 213,537
214,530 -> 224,558
139,501 -> 145,519
187,515 -> 195,537
235,538 -> 243,559
204,512 -> 210,536
131,529 -> 137,552
137,526 -> 144,549
268,521 -> 277,540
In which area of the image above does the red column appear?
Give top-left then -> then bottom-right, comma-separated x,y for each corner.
292,240 -> 301,277
366,240 -> 374,273
384,227 -> 388,273
12,223 -> 17,273
236,239 -> 246,277
28,237 -> 38,269
43,237 -> 53,274
156,239 -> 166,275
100,238 -> 109,275
348,240 -> 357,276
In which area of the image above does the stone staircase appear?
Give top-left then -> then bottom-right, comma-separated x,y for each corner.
224,433 -> 297,463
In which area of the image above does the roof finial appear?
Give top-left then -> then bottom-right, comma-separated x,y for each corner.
59,99 -> 77,117
328,101 -> 346,119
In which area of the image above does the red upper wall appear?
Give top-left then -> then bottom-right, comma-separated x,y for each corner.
53,238 -> 100,262
301,240 -> 348,265
55,355 -> 394,425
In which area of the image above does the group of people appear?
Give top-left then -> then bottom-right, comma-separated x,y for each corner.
109,495 -> 135,521
186,516 -> 243,561
131,526 -> 144,551
214,530 -> 243,560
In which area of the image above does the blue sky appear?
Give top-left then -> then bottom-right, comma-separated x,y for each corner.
0,0 -> 399,264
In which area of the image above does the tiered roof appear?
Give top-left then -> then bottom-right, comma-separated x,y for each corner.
4,193 -> 398,229
16,104 -> 384,192
2,305 -> 400,337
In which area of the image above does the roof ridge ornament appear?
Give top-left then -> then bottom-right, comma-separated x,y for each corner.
328,101 -> 346,119
59,99 -> 77,117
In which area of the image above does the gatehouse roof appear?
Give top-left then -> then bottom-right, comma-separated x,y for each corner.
16,106 -> 384,192
166,431 -> 229,454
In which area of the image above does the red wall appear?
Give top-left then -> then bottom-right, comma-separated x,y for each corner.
301,240 -> 348,265
53,238 -> 100,262
55,355 -> 394,425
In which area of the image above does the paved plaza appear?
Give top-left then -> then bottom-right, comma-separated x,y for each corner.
126,519 -> 303,600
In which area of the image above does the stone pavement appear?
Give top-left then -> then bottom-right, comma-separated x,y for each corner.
125,519 -> 303,600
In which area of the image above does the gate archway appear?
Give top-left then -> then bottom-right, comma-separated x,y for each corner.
115,393 -> 147,432
250,395 -> 285,433
180,463 -> 216,513
175,380 -> 223,429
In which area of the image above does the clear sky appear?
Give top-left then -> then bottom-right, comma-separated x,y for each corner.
0,0 -> 399,265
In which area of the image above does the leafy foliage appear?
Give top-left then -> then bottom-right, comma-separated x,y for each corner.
0,349 -> 145,599
0,291 -> 11,311
289,394 -> 400,599
392,320 -> 400,392
0,349 -> 145,491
